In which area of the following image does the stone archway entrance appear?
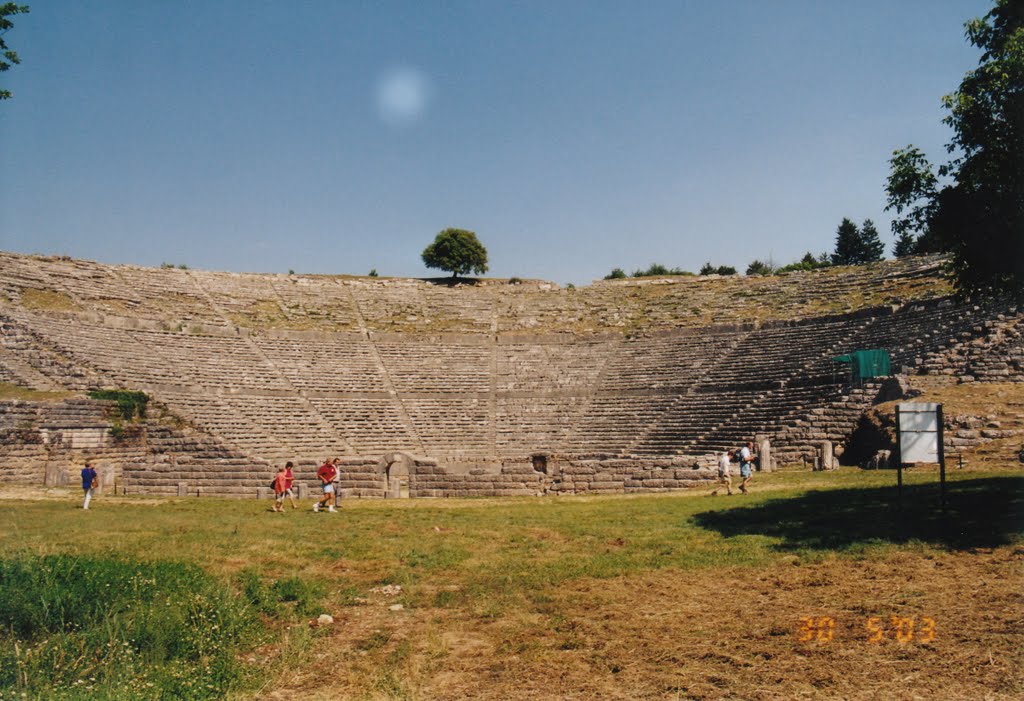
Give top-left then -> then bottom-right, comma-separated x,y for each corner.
379,452 -> 413,498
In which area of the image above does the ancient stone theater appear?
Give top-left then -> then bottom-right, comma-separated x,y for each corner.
1,251 -> 1020,497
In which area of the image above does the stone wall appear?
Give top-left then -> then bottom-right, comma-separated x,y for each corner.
0,399 -> 138,488
0,397 -> 282,498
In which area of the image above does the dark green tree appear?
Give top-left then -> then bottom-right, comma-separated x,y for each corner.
892,231 -> 917,258
831,218 -> 863,265
935,0 -> 1024,297
832,218 -> 885,265
421,228 -> 489,278
604,267 -> 626,280
0,3 -> 30,100
885,146 -> 939,251
745,260 -> 774,275
699,263 -> 737,276
884,1 -> 1023,297
859,219 -> 885,262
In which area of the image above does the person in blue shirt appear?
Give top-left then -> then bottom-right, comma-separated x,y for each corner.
81,461 -> 98,510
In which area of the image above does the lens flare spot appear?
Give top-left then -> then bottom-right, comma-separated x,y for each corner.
375,67 -> 430,127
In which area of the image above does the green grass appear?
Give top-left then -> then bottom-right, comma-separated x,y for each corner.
0,555 -> 264,699
1,468 -> 1021,697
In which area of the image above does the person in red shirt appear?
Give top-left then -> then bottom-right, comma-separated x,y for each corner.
272,465 -> 288,512
283,461 -> 297,510
313,459 -> 337,513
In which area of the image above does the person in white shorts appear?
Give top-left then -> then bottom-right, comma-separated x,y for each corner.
739,441 -> 756,493
711,449 -> 733,496
313,459 -> 337,513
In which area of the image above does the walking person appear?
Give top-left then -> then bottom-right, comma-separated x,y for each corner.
711,449 -> 734,496
313,458 -> 337,513
272,465 -> 288,512
283,461 -> 297,509
331,457 -> 342,509
81,461 -> 98,510
739,441 -> 757,494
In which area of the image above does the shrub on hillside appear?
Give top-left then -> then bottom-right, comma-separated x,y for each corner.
632,263 -> 693,277
776,252 -> 832,274
699,263 -> 737,276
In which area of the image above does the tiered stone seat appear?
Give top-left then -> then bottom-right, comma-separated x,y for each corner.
216,394 -> 346,461
698,317 -> 867,388
349,279 -> 495,334
268,277 -> 361,330
689,385 -> 844,454
0,317 -> 91,391
110,265 -> 225,325
376,340 -> 491,393
599,331 -> 729,391
495,396 -> 582,453
403,397 -> 491,457
416,285 -> 497,332
569,394 -> 679,454
629,389 -> 752,455
496,339 -> 612,392
187,270 -> 280,314
1,313 -> 130,388
254,336 -> 385,392
308,396 -> 419,454
132,331 -> 292,391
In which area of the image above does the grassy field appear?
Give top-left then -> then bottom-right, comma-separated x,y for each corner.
1,467 -> 1022,700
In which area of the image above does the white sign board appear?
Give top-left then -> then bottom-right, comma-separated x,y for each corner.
897,403 -> 941,464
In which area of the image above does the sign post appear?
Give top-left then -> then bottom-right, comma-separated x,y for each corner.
895,402 -> 946,514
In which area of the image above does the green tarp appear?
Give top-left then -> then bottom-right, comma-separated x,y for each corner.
832,349 -> 891,383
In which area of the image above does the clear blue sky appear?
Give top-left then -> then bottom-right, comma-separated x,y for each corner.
0,1 -> 992,284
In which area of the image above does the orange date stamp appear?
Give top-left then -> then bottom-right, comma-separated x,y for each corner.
797,616 -> 937,643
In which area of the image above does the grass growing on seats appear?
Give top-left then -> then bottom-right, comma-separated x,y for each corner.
0,382 -> 74,401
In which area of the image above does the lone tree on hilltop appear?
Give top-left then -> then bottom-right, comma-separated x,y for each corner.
1,3 -> 30,101
422,228 -> 489,279
884,0 -> 1024,298
831,218 -> 884,266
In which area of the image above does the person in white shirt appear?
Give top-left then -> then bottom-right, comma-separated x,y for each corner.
711,449 -> 733,496
739,441 -> 756,493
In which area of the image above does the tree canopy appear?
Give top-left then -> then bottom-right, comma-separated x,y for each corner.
0,3 -> 30,101
421,228 -> 489,278
885,0 -> 1023,298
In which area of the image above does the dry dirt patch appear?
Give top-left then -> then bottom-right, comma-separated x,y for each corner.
261,546 -> 1022,700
